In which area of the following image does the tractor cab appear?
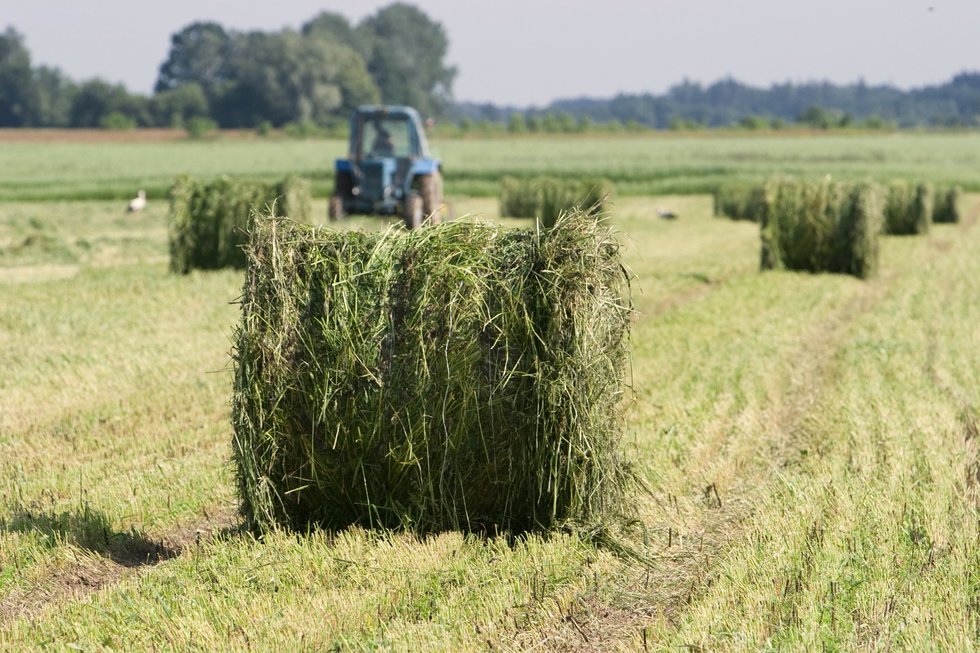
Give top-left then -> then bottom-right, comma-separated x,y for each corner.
329,105 -> 444,229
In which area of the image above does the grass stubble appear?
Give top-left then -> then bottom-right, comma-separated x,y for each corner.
0,176 -> 978,649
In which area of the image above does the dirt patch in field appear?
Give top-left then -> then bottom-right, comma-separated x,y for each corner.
0,129 -> 257,144
959,196 -> 980,230
0,264 -> 80,284
0,504 -> 240,627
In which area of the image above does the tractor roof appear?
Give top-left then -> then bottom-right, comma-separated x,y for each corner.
355,105 -> 422,121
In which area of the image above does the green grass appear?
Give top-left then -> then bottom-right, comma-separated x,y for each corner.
4,132 -> 980,201
0,146 -> 978,649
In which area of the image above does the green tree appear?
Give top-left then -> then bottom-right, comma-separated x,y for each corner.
155,22 -> 233,103
32,66 -> 76,126
301,11 -> 358,50
216,30 -> 378,128
355,3 -> 456,117
507,112 -> 527,134
70,79 -> 149,128
151,82 -> 209,127
0,27 -> 35,126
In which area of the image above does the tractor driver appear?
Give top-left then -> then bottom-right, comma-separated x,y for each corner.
370,124 -> 395,157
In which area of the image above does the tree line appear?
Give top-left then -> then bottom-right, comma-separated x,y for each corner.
452,74 -> 980,131
0,3 -> 454,129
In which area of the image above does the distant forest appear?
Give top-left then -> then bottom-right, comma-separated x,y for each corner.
1,1 -> 979,132
454,74 -> 980,131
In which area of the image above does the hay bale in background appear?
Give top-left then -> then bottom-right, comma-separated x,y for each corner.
713,183 -> 768,222
232,212 -> 632,534
883,181 -> 932,235
761,177 -> 883,279
933,185 -> 962,224
499,176 -> 615,227
499,176 -> 541,218
168,175 -> 311,274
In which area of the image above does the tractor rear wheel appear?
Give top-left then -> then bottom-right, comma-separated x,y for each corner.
403,192 -> 423,230
419,172 -> 443,225
328,195 -> 345,221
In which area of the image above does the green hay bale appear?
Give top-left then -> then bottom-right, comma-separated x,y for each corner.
933,185 -> 962,224
232,212 -> 633,535
713,184 -> 768,222
168,176 -> 312,274
761,177 -> 883,279
883,181 -> 932,235
499,176 -> 541,218
499,177 -> 615,227
538,178 -> 581,228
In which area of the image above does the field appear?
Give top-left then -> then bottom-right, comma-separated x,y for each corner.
2,131 -> 980,201
1,133 -> 979,651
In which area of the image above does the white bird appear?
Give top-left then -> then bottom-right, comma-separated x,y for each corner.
657,206 -> 678,220
128,189 -> 147,212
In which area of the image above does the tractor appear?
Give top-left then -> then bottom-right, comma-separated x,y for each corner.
328,105 -> 446,229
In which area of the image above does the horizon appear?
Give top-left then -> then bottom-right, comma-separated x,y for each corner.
4,0 -> 980,107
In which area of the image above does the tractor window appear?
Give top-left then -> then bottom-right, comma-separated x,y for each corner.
364,118 -> 411,158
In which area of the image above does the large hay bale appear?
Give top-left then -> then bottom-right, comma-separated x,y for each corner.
168,175 -> 311,274
933,185 -> 962,224
713,183 -> 768,222
499,176 -> 614,227
232,212 -> 632,534
761,177 -> 883,279
883,181 -> 932,235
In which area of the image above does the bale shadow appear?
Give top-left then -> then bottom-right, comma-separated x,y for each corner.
1,503 -> 179,568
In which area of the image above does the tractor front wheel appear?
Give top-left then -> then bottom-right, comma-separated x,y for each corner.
403,192 -> 423,230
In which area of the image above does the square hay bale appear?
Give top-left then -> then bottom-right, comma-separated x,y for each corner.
499,176 -> 542,218
713,183 -> 768,222
761,177 -> 883,279
168,175 -> 311,274
933,185 -> 962,224
499,176 -> 614,227
232,212 -> 633,534
883,181 -> 932,235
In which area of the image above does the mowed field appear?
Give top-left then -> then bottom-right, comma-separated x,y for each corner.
2,130 -> 980,200
1,133 -> 979,651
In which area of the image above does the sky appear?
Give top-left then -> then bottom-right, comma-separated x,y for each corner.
3,0 -> 978,106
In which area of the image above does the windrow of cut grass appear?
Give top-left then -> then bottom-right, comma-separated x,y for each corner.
232,212 -> 633,534
498,176 -> 614,226
760,177 -> 883,278
168,176 -> 310,274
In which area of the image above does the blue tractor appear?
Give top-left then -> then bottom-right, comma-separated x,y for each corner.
329,105 -> 446,229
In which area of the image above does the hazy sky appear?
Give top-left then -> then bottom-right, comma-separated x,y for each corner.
4,0 -> 978,106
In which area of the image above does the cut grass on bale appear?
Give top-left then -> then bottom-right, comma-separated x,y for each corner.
761,177 -> 883,278
168,175 -> 311,274
232,212 -> 633,535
